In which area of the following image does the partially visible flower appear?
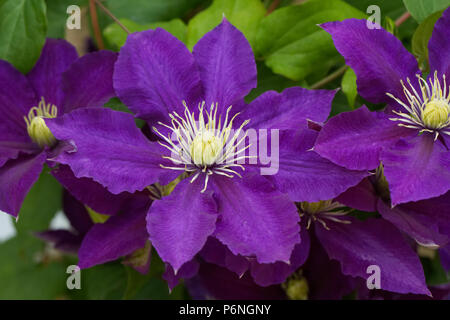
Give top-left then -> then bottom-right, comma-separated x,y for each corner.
314,8 -> 450,205
37,166 -> 154,274
46,19 -> 367,275
0,39 -> 117,216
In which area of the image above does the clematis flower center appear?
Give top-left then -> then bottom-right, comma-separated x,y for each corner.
422,99 -> 449,129
387,71 -> 450,140
153,101 -> 252,192
297,200 -> 351,230
24,97 -> 58,148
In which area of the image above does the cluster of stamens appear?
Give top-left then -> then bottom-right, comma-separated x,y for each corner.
24,97 -> 58,148
153,101 -> 253,192
387,71 -> 450,140
297,200 -> 352,230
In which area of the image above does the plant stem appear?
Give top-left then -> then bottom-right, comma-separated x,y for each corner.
310,65 -> 348,89
395,12 -> 411,27
89,0 -> 104,49
94,0 -> 131,34
266,0 -> 281,15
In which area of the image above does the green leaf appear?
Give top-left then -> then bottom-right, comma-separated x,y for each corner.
256,0 -> 366,81
412,10 -> 443,71
0,0 -> 47,73
403,0 -> 450,23
81,263 -> 127,299
186,0 -> 266,50
15,166 -> 62,234
104,18 -> 187,49
104,0 -> 207,24
341,68 -> 357,108
0,236 -> 68,299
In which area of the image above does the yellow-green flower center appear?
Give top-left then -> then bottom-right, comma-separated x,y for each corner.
190,129 -> 223,166
422,99 -> 449,129
24,97 -> 58,148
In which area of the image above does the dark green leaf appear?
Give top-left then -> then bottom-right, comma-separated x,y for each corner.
256,0 -> 366,81
0,0 -> 47,73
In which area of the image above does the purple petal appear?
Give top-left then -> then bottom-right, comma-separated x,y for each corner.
321,19 -> 420,106
114,29 -> 203,125
239,87 -> 336,130
377,193 -> 450,247
303,230 -> 358,300
45,108 -> 170,194
268,129 -> 368,202
27,39 -> 78,107
62,189 -> 93,235
314,106 -> 414,170
428,7 -> 450,78
62,50 -> 118,113
315,217 -> 430,295
35,230 -> 82,254
78,200 -> 150,269
0,60 -> 38,165
147,177 -> 218,273
212,172 -> 300,264
122,241 -> 152,275
0,151 -> 45,216
163,259 -> 199,291
52,165 -> 134,216
250,227 -> 310,287
335,178 -> 378,212
381,134 -> 450,205
189,262 -> 286,300
200,237 -> 249,278
193,18 -> 256,113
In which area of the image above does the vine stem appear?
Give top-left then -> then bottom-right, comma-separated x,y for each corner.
89,0 -> 104,49
266,0 -> 281,15
310,65 -> 348,90
395,11 -> 411,27
94,0 -> 131,34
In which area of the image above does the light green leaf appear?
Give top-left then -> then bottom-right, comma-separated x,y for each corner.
0,0 -> 47,73
15,166 -> 62,234
412,10 -> 443,71
341,68 -> 357,108
403,0 -> 449,23
186,0 -> 266,50
256,0 -> 366,81
104,18 -> 187,49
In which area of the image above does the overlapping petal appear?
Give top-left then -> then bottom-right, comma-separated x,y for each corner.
315,106 -> 414,170
27,39 -> 78,108
239,87 -> 335,130
315,217 -> 430,295
147,177 -> 218,273
212,171 -> 300,264
381,134 -> 450,205
62,50 -> 118,113
114,28 -> 203,125
45,108 -> 171,194
267,129 -> 368,202
0,152 -> 45,216
321,19 -> 420,106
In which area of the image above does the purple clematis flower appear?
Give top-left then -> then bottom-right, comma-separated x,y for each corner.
0,39 -> 117,217
45,19 -> 367,275
314,8 -> 450,205
38,165 -> 154,274
337,169 -> 450,248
